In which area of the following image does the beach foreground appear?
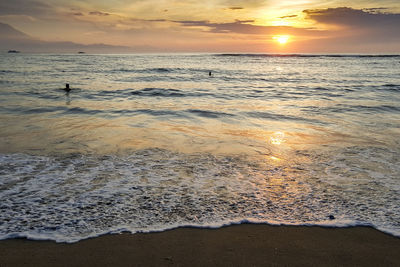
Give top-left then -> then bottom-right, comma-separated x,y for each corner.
1,224 -> 399,266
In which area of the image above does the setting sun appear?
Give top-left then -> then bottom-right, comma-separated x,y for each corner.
273,35 -> 290,44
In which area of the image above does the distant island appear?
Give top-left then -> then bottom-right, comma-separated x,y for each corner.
8,50 -> 20,53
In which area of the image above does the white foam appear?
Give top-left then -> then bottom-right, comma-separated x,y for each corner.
0,149 -> 399,243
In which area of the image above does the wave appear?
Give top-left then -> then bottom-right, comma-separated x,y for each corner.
322,104 -> 400,114
131,87 -> 186,97
84,88 -> 191,100
63,107 -> 186,118
246,111 -> 326,125
187,109 -> 235,119
0,104 -> 233,119
0,70 -> 17,74
1,147 -> 398,243
217,54 -> 400,58
111,67 -> 203,74
380,84 -> 400,92
112,67 -> 174,73
0,219 -> 386,244
129,88 -> 220,99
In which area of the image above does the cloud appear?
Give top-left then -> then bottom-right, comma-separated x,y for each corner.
304,7 -> 400,29
146,19 -> 167,22
89,11 -> 110,16
175,19 -> 322,36
0,0 -> 52,16
303,7 -> 400,43
176,20 -> 262,34
229,7 -> 244,10
362,8 -> 389,13
280,15 -> 297,19
299,7 -> 400,51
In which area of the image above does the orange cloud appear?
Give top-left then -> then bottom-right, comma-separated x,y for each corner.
174,19 -> 324,37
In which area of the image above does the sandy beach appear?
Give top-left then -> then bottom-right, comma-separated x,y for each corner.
1,224 -> 399,266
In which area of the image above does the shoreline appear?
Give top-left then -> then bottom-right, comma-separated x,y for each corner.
1,224 -> 399,266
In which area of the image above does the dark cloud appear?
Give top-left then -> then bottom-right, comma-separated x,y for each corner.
229,7 -> 244,10
89,11 -> 110,16
280,15 -> 297,19
303,7 -> 400,29
147,19 -> 167,22
362,8 -> 388,14
73,12 -> 84,16
0,0 -> 51,16
303,7 -> 400,47
129,18 -> 167,23
236,19 -> 255,23
174,20 -> 208,26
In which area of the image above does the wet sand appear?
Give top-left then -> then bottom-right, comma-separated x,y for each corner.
1,224 -> 399,266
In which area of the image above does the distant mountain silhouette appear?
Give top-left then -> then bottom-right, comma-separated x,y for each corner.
0,22 -> 30,39
0,22 -> 154,53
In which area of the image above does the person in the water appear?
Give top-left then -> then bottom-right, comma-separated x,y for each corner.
64,83 -> 71,92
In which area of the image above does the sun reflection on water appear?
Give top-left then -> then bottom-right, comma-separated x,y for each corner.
270,131 -> 285,145
270,156 -> 281,161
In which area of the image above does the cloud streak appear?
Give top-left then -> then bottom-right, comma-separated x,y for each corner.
89,11 -> 110,16
175,19 -> 323,37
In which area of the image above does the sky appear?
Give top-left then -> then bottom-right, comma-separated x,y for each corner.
0,0 -> 400,53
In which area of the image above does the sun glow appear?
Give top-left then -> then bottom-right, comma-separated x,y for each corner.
273,35 -> 290,44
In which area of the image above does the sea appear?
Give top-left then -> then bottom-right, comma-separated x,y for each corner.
0,53 -> 399,243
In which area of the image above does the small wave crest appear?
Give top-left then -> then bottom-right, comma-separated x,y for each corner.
112,67 -> 181,74
217,54 -> 400,58
131,87 -> 186,97
187,109 -> 235,119
0,219 -> 381,244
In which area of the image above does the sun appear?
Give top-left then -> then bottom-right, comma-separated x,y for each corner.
273,35 -> 290,44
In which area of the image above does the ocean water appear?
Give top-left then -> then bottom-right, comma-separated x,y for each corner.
0,53 -> 399,243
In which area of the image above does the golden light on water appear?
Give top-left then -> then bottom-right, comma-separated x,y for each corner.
270,156 -> 281,161
270,131 -> 285,145
273,35 -> 290,44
